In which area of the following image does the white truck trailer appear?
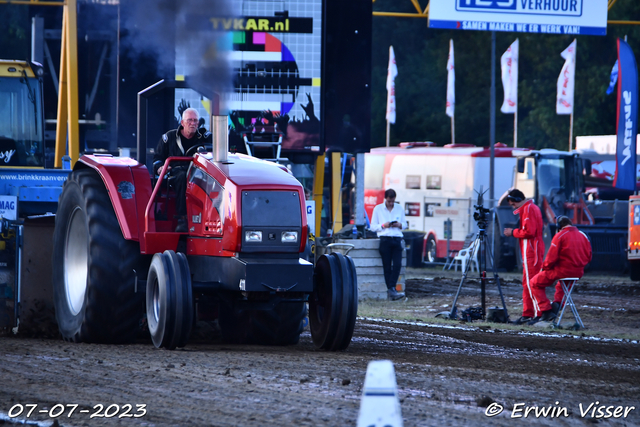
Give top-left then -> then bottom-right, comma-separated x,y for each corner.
364,143 -> 528,264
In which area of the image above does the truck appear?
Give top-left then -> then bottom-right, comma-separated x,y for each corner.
494,149 -> 628,272
627,196 -> 640,280
364,142 -> 529,264
0,60 -> 70,333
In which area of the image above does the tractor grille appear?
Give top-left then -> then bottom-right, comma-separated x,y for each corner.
241,190 -> 302,253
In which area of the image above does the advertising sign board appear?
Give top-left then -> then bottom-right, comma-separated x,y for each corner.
429,0 -> 608,36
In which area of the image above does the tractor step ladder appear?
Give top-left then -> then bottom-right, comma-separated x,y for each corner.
242,126 -> 286,163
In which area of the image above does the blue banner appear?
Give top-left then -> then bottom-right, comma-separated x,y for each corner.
614,39 -> 638,192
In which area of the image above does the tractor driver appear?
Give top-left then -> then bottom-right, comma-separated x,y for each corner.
153,107 -> 212,232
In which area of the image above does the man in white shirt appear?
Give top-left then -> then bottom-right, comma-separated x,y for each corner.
370,189 -> 406,301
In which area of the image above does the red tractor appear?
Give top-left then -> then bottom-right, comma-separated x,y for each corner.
51,120 -> 357,351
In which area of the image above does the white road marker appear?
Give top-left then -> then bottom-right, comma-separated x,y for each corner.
357,360 -> 403,427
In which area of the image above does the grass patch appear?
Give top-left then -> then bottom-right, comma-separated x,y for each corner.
357,297 -> 640,341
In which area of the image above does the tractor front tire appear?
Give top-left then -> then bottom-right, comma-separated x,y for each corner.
52,168 -> 143,343
146,251 -> 194,349
309,252 -> 358,351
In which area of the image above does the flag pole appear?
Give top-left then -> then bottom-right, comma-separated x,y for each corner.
451,115 -> 455,145
386,119 -> 390,147
570,40 -> 577,151
514,108 -> 518,148
569,112 -> 574,151
514,40 -> 518,148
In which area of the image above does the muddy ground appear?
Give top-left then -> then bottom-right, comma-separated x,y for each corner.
0,267 -> 639,427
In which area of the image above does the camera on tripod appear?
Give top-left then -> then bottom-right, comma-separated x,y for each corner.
472,189 -> 492,230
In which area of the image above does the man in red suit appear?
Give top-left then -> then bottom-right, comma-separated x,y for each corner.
503,189 -> 545,324
529,216 -> 592,324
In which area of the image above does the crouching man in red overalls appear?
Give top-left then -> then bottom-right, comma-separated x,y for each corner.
529,216 -> 592,324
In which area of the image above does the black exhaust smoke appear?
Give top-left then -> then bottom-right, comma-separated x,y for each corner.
120,0 -> 234,102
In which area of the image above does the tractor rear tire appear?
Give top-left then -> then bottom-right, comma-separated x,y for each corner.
309,252 -> 358,351
146,251 -> 194,349
218,299 -> 305,346
52,168 -> 143,343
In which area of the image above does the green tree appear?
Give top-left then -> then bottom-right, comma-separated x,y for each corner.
0,5 -> 30,60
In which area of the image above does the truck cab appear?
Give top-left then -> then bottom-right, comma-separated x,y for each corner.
510,149 -> 593,226
0,60 -> 45,168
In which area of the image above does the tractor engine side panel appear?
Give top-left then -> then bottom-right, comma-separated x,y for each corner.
77,155 -> 153,242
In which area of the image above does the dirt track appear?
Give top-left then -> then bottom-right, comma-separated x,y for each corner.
0,269 -> 639,427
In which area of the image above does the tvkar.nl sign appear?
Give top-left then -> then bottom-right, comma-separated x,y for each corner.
429,0 -> 608,36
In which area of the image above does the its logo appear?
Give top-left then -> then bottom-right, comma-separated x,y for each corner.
0,149 -> 16,164
621,91 -> 634,166
192,212 -> 202,224
0,200 -> 15,210
117,181 -> 135,199
457,0 -> 516,11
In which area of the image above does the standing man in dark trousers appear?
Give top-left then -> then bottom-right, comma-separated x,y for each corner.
153,108 -> 212,232
371,189 -> 406,301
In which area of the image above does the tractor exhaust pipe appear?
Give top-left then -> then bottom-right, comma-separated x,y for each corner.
211,115 -> 228,163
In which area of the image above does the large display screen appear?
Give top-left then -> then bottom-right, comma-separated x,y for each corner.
176,0 -> 323,155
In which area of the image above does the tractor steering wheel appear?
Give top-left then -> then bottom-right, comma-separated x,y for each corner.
185,143 -> 210,156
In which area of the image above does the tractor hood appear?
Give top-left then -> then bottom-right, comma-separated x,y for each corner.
194,152 -> 302,189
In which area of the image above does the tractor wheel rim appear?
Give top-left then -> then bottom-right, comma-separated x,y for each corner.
64,206 -> 88,316
152,279 -> 160,323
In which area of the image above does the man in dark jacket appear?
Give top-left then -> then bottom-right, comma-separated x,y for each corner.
153,108 -> 212,232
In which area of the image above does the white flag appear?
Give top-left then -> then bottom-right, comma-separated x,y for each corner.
556,39 -> 577,115
500,39 -> 519,114
386,46 -> 398,124
446,39 -> 455,118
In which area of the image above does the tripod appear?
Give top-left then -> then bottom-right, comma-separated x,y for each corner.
447,210 -> 509,321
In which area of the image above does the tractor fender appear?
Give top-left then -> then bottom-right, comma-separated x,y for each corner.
75,155 -> 153,241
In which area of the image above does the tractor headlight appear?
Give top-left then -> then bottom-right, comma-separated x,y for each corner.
281,231 -> 298,243
245,231 -> 262,242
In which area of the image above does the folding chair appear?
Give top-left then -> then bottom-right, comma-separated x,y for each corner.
451,239 -> 479,273
553,278 -> 584,329
444,233 -> 474,271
